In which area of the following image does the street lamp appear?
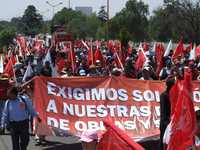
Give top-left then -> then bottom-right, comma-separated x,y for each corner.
46,1 -> 63,18
46,1 -> 63,33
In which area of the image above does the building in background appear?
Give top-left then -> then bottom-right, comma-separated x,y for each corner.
75,7 -> 93,16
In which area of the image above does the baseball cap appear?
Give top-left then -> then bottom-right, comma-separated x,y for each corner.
79,130 -> 98,143
79,69 -> 86,76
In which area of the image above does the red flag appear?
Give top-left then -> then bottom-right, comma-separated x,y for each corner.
156,43 -> 165,77
3,55 -> 16,77
111,41 -> 124,70
135,49 -> 146,71
143,42 -> 149,51
3,54 -> 9,67
68,42 -> 76,73
118,42 -> 126,65
56,58 -> 66,73
107,41 -> 114,53
34,40 -> 43,51
195,45 -> 200,58
61,43 -> 70,53
88,47 -> 94,66
94,47 -> 105,65
185,43 -> 192,53
113,52 -> 124,70
97,121 -> 145,150
172,39 -> 184,61
17,36 -> 27,53
169,81 -> 180,117
168,69 -> 196,150
74,40 -> 82,48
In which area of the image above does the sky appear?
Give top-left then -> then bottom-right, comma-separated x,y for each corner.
0,0 -> 163,21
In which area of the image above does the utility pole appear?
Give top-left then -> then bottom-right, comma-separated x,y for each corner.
106,0 -> 110,41
107,0 -> 109,20
68,0 -> 71,9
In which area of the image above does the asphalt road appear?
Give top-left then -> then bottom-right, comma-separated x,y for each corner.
0,129 -> 161,150
0,133 -> 83,150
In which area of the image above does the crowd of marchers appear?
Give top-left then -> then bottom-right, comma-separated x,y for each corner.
1,34 -> 200,84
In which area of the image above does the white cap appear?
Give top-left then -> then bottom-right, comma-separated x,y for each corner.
79,130 -> 98,143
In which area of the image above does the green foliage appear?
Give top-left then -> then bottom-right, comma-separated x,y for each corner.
119,27 -> 131,49
21,5 -> 43,35
0,27 -> 16,49
108,0 -> 149,41
86,14 -> 102,38
52,8 -> 101,39
10,5 -> 44,35
0,21 -> 12,30
149,0 -> 200,43
96,25 -> 107,39
10,17 -> 24,34
0,0 -> 200,46
53,8 -> 73,26
148,8 -> 173,42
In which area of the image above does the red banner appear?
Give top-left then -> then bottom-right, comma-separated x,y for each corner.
33,77 -> 200,140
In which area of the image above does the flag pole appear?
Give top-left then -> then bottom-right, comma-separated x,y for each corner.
115,52 -> 124,71
11,56 -> 18,86
90,40 -> 94,65
70,42 -> 75,74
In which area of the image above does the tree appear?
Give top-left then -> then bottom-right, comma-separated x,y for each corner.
148,8 -> 174,42
108,0 -> 149,41
86,13 -> 101,38
0,27 -> 16,49
97,6 -> 108,23
176,0 -> 200,43
21,5 -> 43,35
96,26 -> 107,39
53,8 -> 101,39
119,27 -> 131,49
149,0 -> 200,43
11,17 -> 24,33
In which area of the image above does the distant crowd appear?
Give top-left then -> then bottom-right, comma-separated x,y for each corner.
1,34 -> 200,84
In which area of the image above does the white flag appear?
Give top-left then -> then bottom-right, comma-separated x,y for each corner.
81,40 -> 90,50
0,55 -> 3,73
51,65 -> 58,77
164,40 -> 172,57
189,44 -> 196,60
43,49 -> 51,65
152,42 -> 156,52
43,49 -> 57,77
22,63 -> 33,82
